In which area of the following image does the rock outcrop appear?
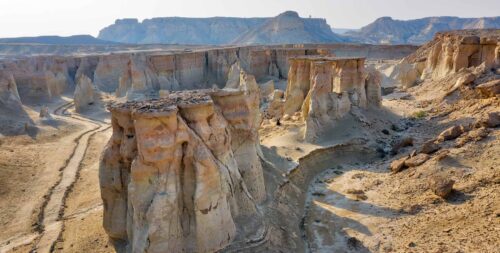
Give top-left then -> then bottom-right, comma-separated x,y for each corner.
280,56 -> 382,142
0,70 -> 22,110
74,75 -> 97,112
403,30 -> 500,82
100,89 -> 265,252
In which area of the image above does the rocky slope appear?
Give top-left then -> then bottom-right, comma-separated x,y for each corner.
98,11 -> 345,45
347,16 -> 500,44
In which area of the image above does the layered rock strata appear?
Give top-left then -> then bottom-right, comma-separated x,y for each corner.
281,56 -> 381,142
100,89 -> 265,252
0,44 -> 416,104
403,30 -> 500,83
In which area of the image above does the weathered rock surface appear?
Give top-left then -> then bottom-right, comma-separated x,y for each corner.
0,70 -> 22,110
100,89 -> 265,252
403,30 -> 500,81
389,156 -> 409,173
74,75 -> 97,112
476,79 -> 500,98
404,153 -> 429,167
431,176 -> 455,198
280,56 -> 382,142
437,125 -> 465,142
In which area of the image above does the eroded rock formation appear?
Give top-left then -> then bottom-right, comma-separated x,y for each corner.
281,56 -> 382,142
403,30 -> 500,82
100,89 -> 265,252
0,70 -> 22,110
74,75 -> 97,112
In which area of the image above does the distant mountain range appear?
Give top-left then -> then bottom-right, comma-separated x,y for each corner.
1,13 -> 499,46
346,16 -> 500,44
231,11 -> 345,45
98,11 -> 347,45
0,35 -> 118,45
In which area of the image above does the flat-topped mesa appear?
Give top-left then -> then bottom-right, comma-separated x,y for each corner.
100,89 -> 265,253
281,56 -> 382,142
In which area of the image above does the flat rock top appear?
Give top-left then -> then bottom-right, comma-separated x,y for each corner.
109,90 -> 212,113
289,55 -> 365,61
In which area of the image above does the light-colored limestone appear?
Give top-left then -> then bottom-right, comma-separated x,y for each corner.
74,75 -> 97,112
100,90 -> 265,252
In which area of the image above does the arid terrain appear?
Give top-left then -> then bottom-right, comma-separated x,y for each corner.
0,28 -> 499,253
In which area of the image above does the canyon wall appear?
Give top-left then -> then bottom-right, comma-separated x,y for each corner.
280,56 -> 382,142
0,46 -> 328,102
100,89 -> 266,252
402,30 -> 500,85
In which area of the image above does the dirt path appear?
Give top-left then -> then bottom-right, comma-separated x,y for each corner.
0,100 -> 110,253
34,103 -> 110,253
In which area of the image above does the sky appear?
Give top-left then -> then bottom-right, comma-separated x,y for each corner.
0,0 -> 499,38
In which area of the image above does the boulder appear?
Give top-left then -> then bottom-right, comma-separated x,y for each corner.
389,156 -> 408,173
39,106 -> 50,118
437,125 -> 465,142
474,112 -> 500,128
431,176 -> 455,198
391,136 -> 414,154
419,139 -> 440,154
404,153 -> 429,167
476,79 -> 500,98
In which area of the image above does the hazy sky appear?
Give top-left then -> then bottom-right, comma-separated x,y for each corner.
0,0 -> 499,38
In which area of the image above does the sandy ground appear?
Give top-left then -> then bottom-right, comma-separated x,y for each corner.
304,92 -> 500,253
0,100 -> 86,251
53,129 -> 114,253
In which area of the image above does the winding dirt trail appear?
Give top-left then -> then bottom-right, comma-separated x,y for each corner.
0,100 -> 110,253
34,102 -> 110,253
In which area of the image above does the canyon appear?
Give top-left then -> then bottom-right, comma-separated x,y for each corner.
0,28 -> 498,253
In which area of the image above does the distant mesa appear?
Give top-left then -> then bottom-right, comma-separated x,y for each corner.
98,11 -> 348,45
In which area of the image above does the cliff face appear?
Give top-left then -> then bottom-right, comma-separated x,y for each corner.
0,56 -> 76,102
281,56 -> 381,142
347,16 -> 500,45
100,89 -> 265,252
98,17 -> 266,44
98,11 -> 344,45
0,44 -> 416,105
401,30 -> 500,85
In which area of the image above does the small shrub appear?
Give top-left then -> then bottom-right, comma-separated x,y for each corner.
413,110 -> 427,119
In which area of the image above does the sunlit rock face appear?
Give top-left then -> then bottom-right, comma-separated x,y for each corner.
282,56 -> 382,142
100,89 -> 265,252
74,75 -> 97,112
0,56 -> 75,101
402,31 -> 500,82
